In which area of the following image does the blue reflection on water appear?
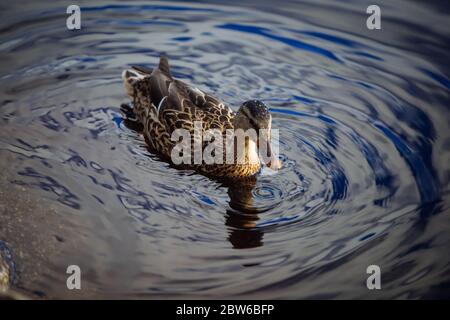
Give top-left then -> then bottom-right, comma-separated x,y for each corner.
0,0 -> 449,299
217,23 -> 341,62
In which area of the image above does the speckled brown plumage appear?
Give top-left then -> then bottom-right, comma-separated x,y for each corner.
122,57 -> 261,178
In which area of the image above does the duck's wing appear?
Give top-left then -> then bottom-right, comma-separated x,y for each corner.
157,80 -> 200,135
129,56 -> 234,136
184,85 -> 233,116
174,82 -> 235,131
123,57 -> 172,123
142,56 -> 173,108
187,85 -> 235,130
158,79 -> 235,134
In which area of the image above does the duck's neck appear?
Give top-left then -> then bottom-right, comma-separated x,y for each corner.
234,138 -> 259,166
246,139 -> 260,165
231,117 -> 260,167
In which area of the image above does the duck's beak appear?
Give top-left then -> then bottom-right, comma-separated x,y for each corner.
265,141 -> 282,170
259,130 -> 282,170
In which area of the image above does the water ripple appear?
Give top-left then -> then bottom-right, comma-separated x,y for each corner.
0,0 -> 449,299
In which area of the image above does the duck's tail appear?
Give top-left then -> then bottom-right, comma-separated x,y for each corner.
121,56 -> 173,126
122,67 -> 148,97
122,56 -> 171,97
158,56 -> 171,76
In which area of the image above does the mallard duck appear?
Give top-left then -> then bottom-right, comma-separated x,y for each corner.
121,56 -> 280,178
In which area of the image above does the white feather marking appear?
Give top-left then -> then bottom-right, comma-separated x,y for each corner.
247,140 -> 260,165
127,68 -> 146,81
157,96 -> 167,117
192,87 -> 204,96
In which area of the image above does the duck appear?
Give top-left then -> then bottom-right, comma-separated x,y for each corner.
121,56 -> 281,178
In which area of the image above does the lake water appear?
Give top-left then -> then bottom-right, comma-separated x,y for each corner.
0,0 -> 449,299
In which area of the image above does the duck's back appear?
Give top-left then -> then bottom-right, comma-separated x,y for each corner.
122,57 -> 235,161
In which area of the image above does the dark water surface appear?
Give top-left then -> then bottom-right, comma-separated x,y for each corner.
0,1 -> 449,299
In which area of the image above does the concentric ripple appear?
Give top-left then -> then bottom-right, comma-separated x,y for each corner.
0,1 -> 449,299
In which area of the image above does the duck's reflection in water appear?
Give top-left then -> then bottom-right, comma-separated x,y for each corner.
222,177 -> 264,249
123,116 -> 264,249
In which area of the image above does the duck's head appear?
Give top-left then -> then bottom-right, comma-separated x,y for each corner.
233,100 -> 281,170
